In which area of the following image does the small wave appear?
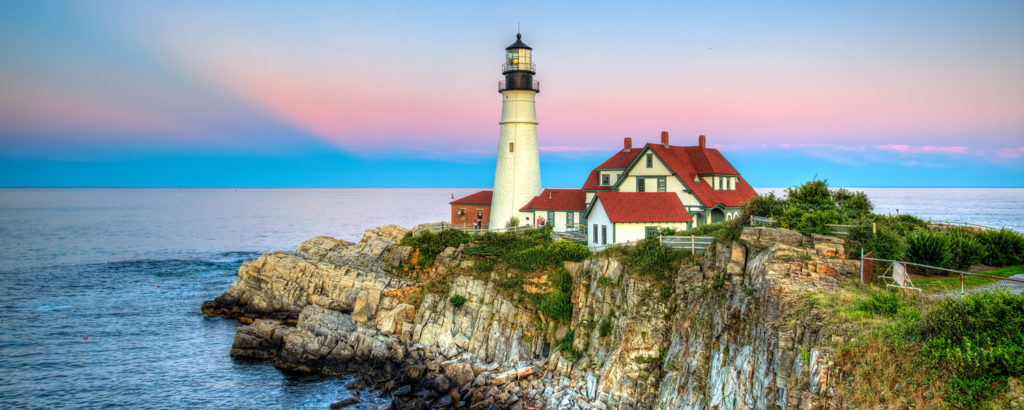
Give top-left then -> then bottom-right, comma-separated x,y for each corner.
202,258 -> 248,264
36,305 -> 72,311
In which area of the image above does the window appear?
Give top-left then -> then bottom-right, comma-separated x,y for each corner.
547,211 -> 555,226
601,174 -> 610,186
657,177 -> 666,192
567,212 -> 574,226
601,225 -> 607,244
645,226 -> 658,239
509,142 -> 514,153
477,210 -> 483,219
593,224 -> 599,243
646,154 -> 653,168
637,178 -> 645,192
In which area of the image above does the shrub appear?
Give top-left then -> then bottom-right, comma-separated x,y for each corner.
598,318 -> 612,337
557,329 -> 583,361
496,276 -> 523,292
401,229 -> 472,269
449,294 -> 467,308
980,229 -> 1024,266
597,276 -> 613,287
786,179 -> 835,211
539,290 -> 572,321
916,290 -> 1024,408
550,267 -> 573,293
548,240 -> 590,262
507,245 -> 559,271
833,188 -> 874,219
623,239 -> 687,281
847,220 -> 907,260
743,192 -> 788,218
905,230 -> 952,269
947,229 -> 988,270
856,291 -> 908,317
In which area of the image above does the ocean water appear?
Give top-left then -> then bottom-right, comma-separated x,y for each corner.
0,187 -> 1021,408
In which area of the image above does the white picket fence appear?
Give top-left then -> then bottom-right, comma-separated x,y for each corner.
589,235 -> 714,254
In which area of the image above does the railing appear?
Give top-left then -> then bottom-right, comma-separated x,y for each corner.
498,80 -> 540,92
749,216 -> 776,227
861,252 -> 1024,296
414,222 -> 537,236
825,224 -> 854,237
927,220 -> 1004,232
501,62 -> 536,72
660,235 -> 715,254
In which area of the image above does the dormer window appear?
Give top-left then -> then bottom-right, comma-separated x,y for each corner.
601,174 -> 610,186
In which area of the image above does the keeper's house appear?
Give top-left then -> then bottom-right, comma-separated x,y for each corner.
451,132 -> 758,245
582,132 -> 757,246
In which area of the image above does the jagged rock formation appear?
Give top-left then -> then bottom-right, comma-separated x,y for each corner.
204,224 -> 863,409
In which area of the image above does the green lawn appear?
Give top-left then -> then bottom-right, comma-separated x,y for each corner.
912,265 -> 1024,294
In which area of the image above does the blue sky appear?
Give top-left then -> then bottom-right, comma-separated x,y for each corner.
1,1 -> 1022,187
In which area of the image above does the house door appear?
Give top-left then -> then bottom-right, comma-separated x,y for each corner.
711,209 -> 725,224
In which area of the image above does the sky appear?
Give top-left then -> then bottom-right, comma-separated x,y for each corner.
0,1 -> 1022,187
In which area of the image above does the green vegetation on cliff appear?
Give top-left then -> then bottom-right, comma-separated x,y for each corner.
807,286 -> 1024,409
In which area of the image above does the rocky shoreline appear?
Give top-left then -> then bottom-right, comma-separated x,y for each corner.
203,224 -> 860,409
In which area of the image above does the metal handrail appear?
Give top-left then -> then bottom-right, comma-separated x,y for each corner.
501,63 -> 536,72
861,255 -> 1024,295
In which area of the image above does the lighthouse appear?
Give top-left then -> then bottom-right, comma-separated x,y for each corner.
489,33 -> 542,229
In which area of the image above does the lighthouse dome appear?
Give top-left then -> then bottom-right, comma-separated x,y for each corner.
505,33 -> 532,50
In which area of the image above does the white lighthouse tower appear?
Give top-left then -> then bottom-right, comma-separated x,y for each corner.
490,33 -> 542,229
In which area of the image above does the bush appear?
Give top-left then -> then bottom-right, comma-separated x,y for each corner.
916,290 -> 1024,408
496,276 -> 523,292
980,229 -> 1024,267
548,240 -> 590,262
848,221 -> 907,260
786,179 -> 835,211
540,290 -> 572,321
947,229 -> 988,270
401,229 -> 472,268
743,192 -> 788,218
834,188 -> 874,219
905,230 -> 952,269
449,294 -> 467,308
507,245 -> 559,271
623,239 -> 687,281
598,318 -> 612,337
856,291 -> 908,317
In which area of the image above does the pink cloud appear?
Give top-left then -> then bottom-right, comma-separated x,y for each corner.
875,144 -> 967,155
997,147 -> 1024,159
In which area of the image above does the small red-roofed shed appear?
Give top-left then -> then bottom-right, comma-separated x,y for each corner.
450,190 -> 492,228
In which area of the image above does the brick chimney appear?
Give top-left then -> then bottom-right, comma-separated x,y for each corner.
623,137 -> 632,152
699,134 -> 706,149
661,131 -> 669,147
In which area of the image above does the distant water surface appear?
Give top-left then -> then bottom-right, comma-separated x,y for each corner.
0,187 -> 1020,408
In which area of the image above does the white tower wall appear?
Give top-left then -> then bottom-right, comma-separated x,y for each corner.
490,89 -> 541,229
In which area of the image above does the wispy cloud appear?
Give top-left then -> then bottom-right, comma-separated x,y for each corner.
997,147 -> 1024,159
875,144 -> 968,155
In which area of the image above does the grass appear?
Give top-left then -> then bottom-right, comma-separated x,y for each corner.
912,265 -> 1024,294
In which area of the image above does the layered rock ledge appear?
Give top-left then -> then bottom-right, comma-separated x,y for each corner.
204,225 -> 862,409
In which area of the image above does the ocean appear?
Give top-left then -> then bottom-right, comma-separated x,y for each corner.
0,187 -> 1021,408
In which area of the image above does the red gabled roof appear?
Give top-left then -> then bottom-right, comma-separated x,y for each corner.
648,144 -> 758,208
595,192 -> 691,223
450,190 -> 493,205
581,149 -> 641,191
520,189 -> 587,211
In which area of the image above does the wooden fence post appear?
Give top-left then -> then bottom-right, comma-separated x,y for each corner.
690,235 -> 695,254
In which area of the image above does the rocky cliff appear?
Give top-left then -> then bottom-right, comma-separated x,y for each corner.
204,225 -> 862,409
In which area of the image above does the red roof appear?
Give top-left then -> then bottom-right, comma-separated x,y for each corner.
450,190 -> 492,205
520,189 -> 586,211
581,149 -> 641,190
648,144 -> 758,208
594,192 -> 691,223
